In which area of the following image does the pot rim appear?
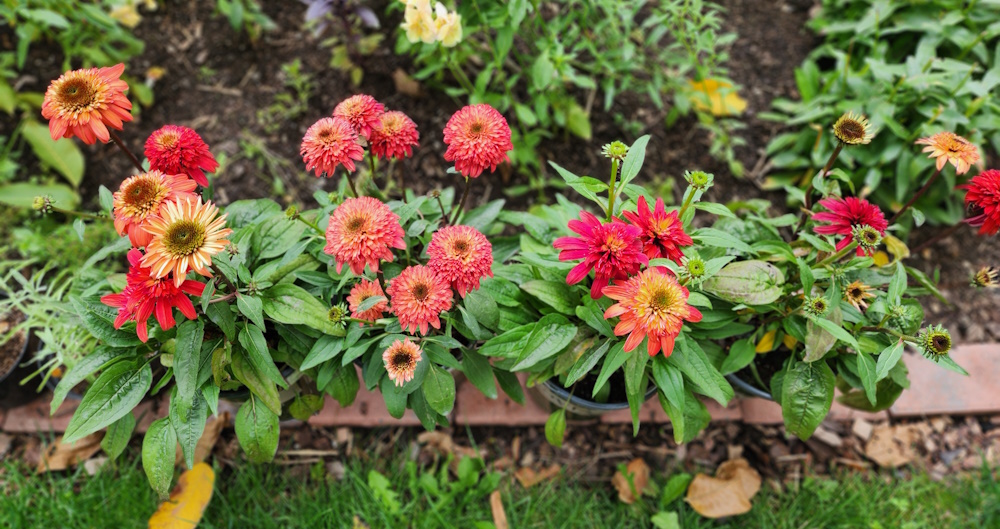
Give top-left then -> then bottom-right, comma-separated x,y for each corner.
542,378 -> 658,411
725,373 -> 772,400
0,321 -> 30,384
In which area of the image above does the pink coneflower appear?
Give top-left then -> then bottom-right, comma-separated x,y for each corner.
960,169 -> 1000,235
41,63 -> 132,144
442,104 -> 513,178
370,111 -> 420,160
324,197 -> 405,275
145,125 -> 219,187
112,170 -> 198,247
812,197 -> 888,256
622,196 -> 693,262
101,249 -> 205,342
386,265 -> 453,335
426,225 -> 493,297
301,117 -> 365,177
603,268 -> 702,357
382,339 -> 422,387
332,94 -> 384,139
347,279 -> 388,324
553,211 -> 647,299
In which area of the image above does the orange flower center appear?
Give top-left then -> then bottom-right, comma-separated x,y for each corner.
648,286 -> 679,314
122,177 -> 166,215
411,283 -> 430,300
163,220 -> 206,256
391,352 -> 414,370
156,131 -> 180,149
345,215 -> 367,233
450,239 -> 470,254
468,121 -> 485,137
602,234 -> 627,253
56,76 -> 99,111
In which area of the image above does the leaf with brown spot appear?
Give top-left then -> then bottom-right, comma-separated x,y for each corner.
611,458 -> 651,504
36,432 -> 104,473
514,464 -> 561,488
685,458 -> 761,518
147,462 -> 215,529
490,490 -> 508,529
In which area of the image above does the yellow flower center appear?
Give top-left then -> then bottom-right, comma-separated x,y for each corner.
451,239 -> 470,254
648,286 -> 679,315
156,131 -> 180,149
122,177 -> 165,215
162,220 -> 206,256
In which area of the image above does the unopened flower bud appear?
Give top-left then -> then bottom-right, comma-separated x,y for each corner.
601,141 -> 628,161
803,295 -> 829,317
328,303 -> 349,327
33,195 -> 53,214
917,324 -> 952,358
684,170 -> 713,191
285,205 -> 299,219
851,224 -> 882,255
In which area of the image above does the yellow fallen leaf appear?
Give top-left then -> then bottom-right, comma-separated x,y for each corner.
872,251 -> 890,267
490,490 -> 509,529
611,458 -> 651,504
148,463 -> 215,529
109,5 -> 142,28
685,458 -> 761,518
782,334 -> 798,350
755,330 -> 777,353
883,234 -> 910,261
688,79 -> 747,117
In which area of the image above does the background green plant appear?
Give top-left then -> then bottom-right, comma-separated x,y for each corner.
397,0 -> 743,199
762,0 -> 1000,230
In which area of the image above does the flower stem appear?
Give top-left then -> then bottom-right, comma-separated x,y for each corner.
435,193 -> 450,225
51,206 -> 103,220
208,292 -> 238,305
606,159 -> 620,222
109,130 -> 145,173
677,188 -> 696,220
296,214 -> 324,235
345,171 -> 360,198
448,56 -> 476,94
795,142 -> 844,234
910,222 -> 964,255
376,269 -> 388,294
212,264 -> 239,294
450,177 -> 471,225
888,167 -> 942,225
368,150 -> 378,181
860,326 -> 914,342
816,241 -> 858,268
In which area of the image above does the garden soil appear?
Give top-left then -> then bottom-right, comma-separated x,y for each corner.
10,0 -> 997,340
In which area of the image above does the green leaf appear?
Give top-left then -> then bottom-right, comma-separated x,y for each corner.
461,199 -> 505,232
701,260 -> 784,305
565,102 -> 591,140
692,228 -> 754,254
575,299 -> 614,338
288,394 -> 325,421
624,351 -> 649,434
142,417 -> 177,498
206,303 -> 236,341
262,284 -> 346,336
520,280 -> 579,315
71,296 -> 143,348
0,182 -> 80,209
719,339 -> 756,375
781,360 -> 835,440
592,342 -> 627,399
857,350 -> 878,406
660,473 -> 693,507
651,512 -> 680,529
22,120 -> 84,187
64,361 -> 152,443
668,335 -> 733,406
236,294 -> 266,329
874,340 -> 904,381
464,289 -> 500,330
495,369 -> 525,405
230,350 -> 281,416
169,390 -> 207,469
803,305 -> 842,362
531,51 -> 554,89
254,214 -> 307,259
888,262 -> 906,304
235,395 -> 280,463
652,356 -> 685,411
101,413 -> 135,461
173,320 -> 205,413
565,339 -> 611,386
659,388 -> 710,443
300,335 -> 344,371
324,365 -> 360,407
619,135 -> 651,189
512,314 -> 578,371
545,409 -> 567,448
51,347 -> 118,414
355,295 -> 387,313
380,376 -> 407,419
806,314 -> 860,352
462,348 -> 497,399
422,365 -> 456,415
935,354 -> 969,376
238,323 -> 287,388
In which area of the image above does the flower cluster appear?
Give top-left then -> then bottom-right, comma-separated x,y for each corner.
401,0 -> 462,47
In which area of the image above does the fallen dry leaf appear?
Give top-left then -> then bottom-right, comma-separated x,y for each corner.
195,412 -> 230,464
514,464 -> 561,489
688,79 -> 747,116
685,458 -> 761,518
352,516 -> 371,529
490,490 -> 508,529
37,432 -> 104,473
148,462 -> 215,529
417,430 -> 481,462
392,68 -> 423,97
611,458 -> 651,504
865,425 -> 919,468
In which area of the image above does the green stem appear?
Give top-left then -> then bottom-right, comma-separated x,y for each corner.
450,177 -> 471,225
50,206 -> 103,220
448,56 -> 476,94
345,171 -> 360,198
816,241 -> 859,268
860,326 -> 914,342
367,150 -> 377,181
795,142 -> 844,234
677,188 -> 696,220
888,167 -> 942,225
295,214 -> 324,235
606,159 -> 619,221
435,194 -> 450,225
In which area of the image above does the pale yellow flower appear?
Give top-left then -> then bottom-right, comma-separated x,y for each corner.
434,3 -> 462,47
403,0 -> 436,44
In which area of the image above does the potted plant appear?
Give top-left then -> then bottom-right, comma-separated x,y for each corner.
493,122 -> 973,446
34,64 -> 514,495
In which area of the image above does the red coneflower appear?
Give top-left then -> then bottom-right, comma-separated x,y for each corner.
553,211 -> 648,299
332,94 -> 384,139
347,279 -> 388,324
382,339 -> 422,387
370,111 -> 420,160
112,170 -> 199,247
603,268 -> 702,357
622,196 -> 693,263
442,104 -> 513,178
101,249 -> 205,343
41,63 -> 132,144
145,125 -> 219,187
301,117 -> 365,177
812,197 -> 888,256
960,169 -> 1000,235
915,132 -> 980,175
141,198 -> 233,287
426,225 -> 493,297
386,265 -> 453,335
324,197 -> 405,275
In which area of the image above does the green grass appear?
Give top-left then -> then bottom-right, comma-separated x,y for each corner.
1,450 -> 998,529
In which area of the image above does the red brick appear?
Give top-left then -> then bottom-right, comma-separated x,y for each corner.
601,396 -> 743,424
740,397 -> 887,425
891,344 -> 1000,416
453,374 -> 550,426
308,366 -> 422,427
2,393 -> 169,434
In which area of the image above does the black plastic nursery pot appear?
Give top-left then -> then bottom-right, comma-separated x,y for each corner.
0,323 -> 29,385
725,373 -> 772,400
535,379 -> 659,419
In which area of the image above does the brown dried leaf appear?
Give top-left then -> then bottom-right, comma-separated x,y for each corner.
685,458 -> 761,518
490,490 -> 508,529
351,516 -> 371,529
36,432 -> 104,473
611,458 -> 651,504
194,412 -> 230,464
514,464 -> 561,489
392,68 -> 423,97
865,425 -> 919,468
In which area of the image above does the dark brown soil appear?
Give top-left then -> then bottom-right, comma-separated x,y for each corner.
0,310 -> 27,381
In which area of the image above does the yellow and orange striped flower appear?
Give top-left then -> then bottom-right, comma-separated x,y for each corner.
915,132 -> 980,175
603,268 -> 703,357
41,63 -> 133,144
113,170 -> 198,247
141,198 -> 233,287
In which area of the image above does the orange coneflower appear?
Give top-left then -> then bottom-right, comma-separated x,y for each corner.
333,94 -> 385,139
386,265 -> 453,335
347,279 -> 388,324
370,111 -> 420,160
915,132 -> 980,175
301,117 -> 365,177
145,125 -> 219,187
382,339 -> 422,387
603,268 -> 703,357
113,170 -> 199,247
141,198 -> 233,287
324,197 -> 405,275
41,63 -> 133,145
442,104 -> 513,178
426,225 -> 493,297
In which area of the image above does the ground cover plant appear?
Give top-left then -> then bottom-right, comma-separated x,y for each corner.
762,0 -> 1000,232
